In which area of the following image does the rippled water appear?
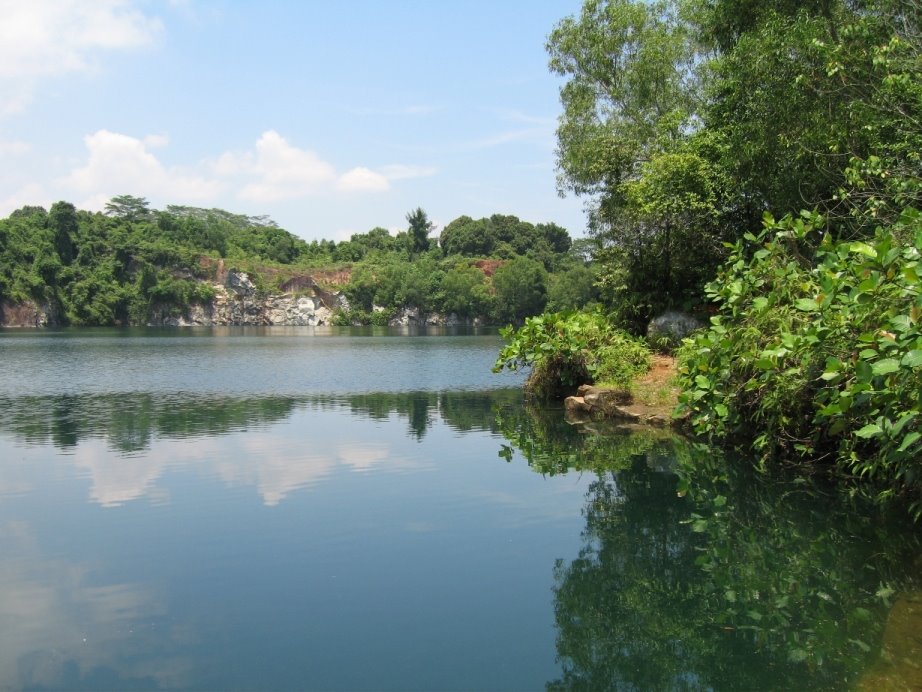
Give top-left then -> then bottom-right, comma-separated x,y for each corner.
0,327 -> 918,690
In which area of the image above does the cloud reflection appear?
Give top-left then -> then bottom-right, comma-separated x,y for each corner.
0,391 -> 518,509
0,521 -> 192,690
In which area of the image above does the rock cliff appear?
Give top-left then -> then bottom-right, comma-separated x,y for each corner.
0,271 -> 347,328
148,271 -> 345,326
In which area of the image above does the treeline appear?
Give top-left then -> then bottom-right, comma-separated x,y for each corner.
335,211 -> 596,325
0,195 -> 596,326
515,0 -> 922,515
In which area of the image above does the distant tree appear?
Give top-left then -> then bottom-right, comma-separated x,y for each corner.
547,264 -> 599,312
9,205 -> 47,220
439,215 -> 497,257
537,222 -> 572,254
493,256 -> 548,323
49,201 -> 78,266
105,195 -> 152,222
352,227 -> 397,254
440,264 -> 495,317
406,207 -> 434,254
333,240 -> 365,263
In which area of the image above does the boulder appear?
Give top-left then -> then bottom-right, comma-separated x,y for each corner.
225,271 -> 257,297
564,396 -> 592,413
647,310 -> 704,345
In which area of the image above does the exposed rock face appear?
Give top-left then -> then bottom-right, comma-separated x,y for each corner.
148,270 -> 340,326
387,306 -> 484,327
0,300 -> 61,327
225,270 -> 257,297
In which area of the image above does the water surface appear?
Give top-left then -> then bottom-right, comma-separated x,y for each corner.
0,328 -> 918,690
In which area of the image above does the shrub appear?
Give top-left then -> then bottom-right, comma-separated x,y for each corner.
677,209 -> 922,518
493,310 -> 651,398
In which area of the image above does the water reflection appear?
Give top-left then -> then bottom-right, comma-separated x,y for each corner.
0,390 -> 523,508
0,521 -> 186,691
497,405 -> 922,689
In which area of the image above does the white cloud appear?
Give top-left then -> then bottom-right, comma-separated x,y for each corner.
6,128 -> 433,217
0,0 -> 162,113
217,130 -> 431,201
237,130 -> 337,202
62,129 -> 223,207
0,139 -> 31,157
0,183 -> 48,217
336,166 -> 389,192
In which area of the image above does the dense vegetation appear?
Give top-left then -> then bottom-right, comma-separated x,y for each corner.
334,211 -> 594,325
0,195 -> 593,326
496,0 -> 922,514
493,310 -> 651,398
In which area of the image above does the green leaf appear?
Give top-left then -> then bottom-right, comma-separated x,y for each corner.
901,350 -> 922,368
850,241 -> 877,258
855,423 -> 883,439
691,519 -> 708,533
694,375 -> 712,390
794,298 -> 818,312
898,431 -> 921,452
872,358 -> 900,376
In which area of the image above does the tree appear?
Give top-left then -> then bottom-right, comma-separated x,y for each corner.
547,0 -> 707,326
104,195 -> 152,222
49,201 -> 78,266
440,264 -> 494,317
492,256 -> 548,323
547,0 -> 700,200
439,215 -> 497,257
406,207 -> 433,254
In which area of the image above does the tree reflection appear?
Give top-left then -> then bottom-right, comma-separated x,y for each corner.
495,405 -> 922,690
0,389 -> 526,453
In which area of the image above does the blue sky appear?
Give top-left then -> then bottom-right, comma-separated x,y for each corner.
0,0 -> 587,242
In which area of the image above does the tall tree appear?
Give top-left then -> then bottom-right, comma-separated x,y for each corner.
104,195 -> 152,222
49,201 -> 78,265
406,207 -> 433,254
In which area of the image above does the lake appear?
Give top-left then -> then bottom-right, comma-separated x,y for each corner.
0,327 -> 918,690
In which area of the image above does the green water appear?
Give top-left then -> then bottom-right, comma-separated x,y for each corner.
0,327 -> 917,690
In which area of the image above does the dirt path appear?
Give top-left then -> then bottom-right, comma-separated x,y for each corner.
622,354 -> 681,421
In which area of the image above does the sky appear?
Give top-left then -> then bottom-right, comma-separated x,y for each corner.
0,0 -> 588,242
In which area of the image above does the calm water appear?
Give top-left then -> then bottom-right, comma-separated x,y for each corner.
0,327 -> 918,691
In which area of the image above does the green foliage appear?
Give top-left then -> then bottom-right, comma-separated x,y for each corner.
546,263 -> 599,313
0,196 -> 584,327
105,194 -> 152,222
547,0 -> 699,198
492,256 -> 549,322
494,310 -> 651,398
406,207 -> 433,255
548,0 -> 922,328
678,208 -> 922,517
439,264 -> 495,317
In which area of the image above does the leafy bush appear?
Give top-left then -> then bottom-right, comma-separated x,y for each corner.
493,310 -> 651,398
677,209 -> 922,518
